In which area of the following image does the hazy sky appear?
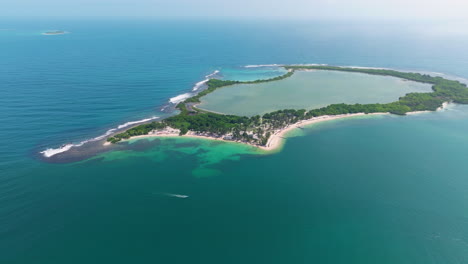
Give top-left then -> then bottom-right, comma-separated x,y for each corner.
3,0 -> 468,20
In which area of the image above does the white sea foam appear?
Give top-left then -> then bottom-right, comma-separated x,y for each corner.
116,117 -> 157,129
42,70 -> 223,158
192,80 -> 208,91
169,70 -> 220,103
289,63 -> 328,66
244,64 -> 282,68
206,70 -> 220,78
343,65 -> 389,70
245,63 -> 328,69
40,116 -> 159,158
169,93 -> 192,104
192,70 -> 220,91
40,144 -> 76,158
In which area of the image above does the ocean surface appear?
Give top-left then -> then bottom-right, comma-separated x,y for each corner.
200,70 -> 432,116
2,18 -> 468,263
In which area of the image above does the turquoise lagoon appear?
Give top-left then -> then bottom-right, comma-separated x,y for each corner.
199,70 -> 433,116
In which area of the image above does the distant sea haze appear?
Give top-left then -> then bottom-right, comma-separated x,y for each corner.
1,19 -> 468,263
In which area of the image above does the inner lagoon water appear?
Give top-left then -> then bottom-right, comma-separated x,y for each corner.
200,70 -> 433,116
2,19 -> 468,263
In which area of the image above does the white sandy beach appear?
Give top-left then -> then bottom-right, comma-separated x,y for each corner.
104,112 -> 387,151
104,102 -> 451,151
260,112 -> 389,150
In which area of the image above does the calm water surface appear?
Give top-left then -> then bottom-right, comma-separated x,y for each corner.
2,19 -> 468,263
200,70 -> 432,116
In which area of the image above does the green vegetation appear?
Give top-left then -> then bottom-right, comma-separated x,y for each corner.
107,122 -> 166,143
108,66 -> 468,146
286,65 -> 468,104
182,70 -> 294,105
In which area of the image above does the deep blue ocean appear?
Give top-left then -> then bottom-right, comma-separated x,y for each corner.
2,18 -> 468,263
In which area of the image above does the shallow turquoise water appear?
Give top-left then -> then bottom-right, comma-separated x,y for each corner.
4,105 -> 468,263
199,70 -> 433,116
2,19 -> 468,263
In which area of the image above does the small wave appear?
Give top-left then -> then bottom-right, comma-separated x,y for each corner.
40,116 -> 159,158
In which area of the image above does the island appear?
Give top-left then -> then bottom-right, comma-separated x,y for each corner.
105,65 -> 468,150
42,30 -> 67,35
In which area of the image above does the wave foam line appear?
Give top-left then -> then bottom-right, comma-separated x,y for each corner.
244,64 -> 282,68
169,70 -> 220,105
40,116 -> 159,158
288,63 -> 328,67
245,63 -> 332,68
169,93 -> 192,104
343,65 -> 390,70
192,70 -> 220,91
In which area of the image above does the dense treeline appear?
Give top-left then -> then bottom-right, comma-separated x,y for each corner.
181,70 -> 294,106
165,112 -> 250,136
286,65 -> 468,104
107,122 -> 166,143
184,79 -> 240,104
263,109 -> 306,129
285,66 -> 439,83
108,66 -> 468,146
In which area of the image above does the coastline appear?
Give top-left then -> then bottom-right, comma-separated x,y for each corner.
260,112 -> 388,151
106,112 -> 389,152
107,102 -> 451,152
42,63 -> 464,161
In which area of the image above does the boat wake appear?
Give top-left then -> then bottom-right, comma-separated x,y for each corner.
40,116 -> 159,158
153,192 -> 189,199
165,193 -> 189,199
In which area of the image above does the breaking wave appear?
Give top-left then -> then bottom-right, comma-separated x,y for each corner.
168,70 -> 220,105
192,70 -> 220,91
169,93 -> 192,104
40,116 -> 159,158
244,64 -> 282,68
245,63 -> 332,68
